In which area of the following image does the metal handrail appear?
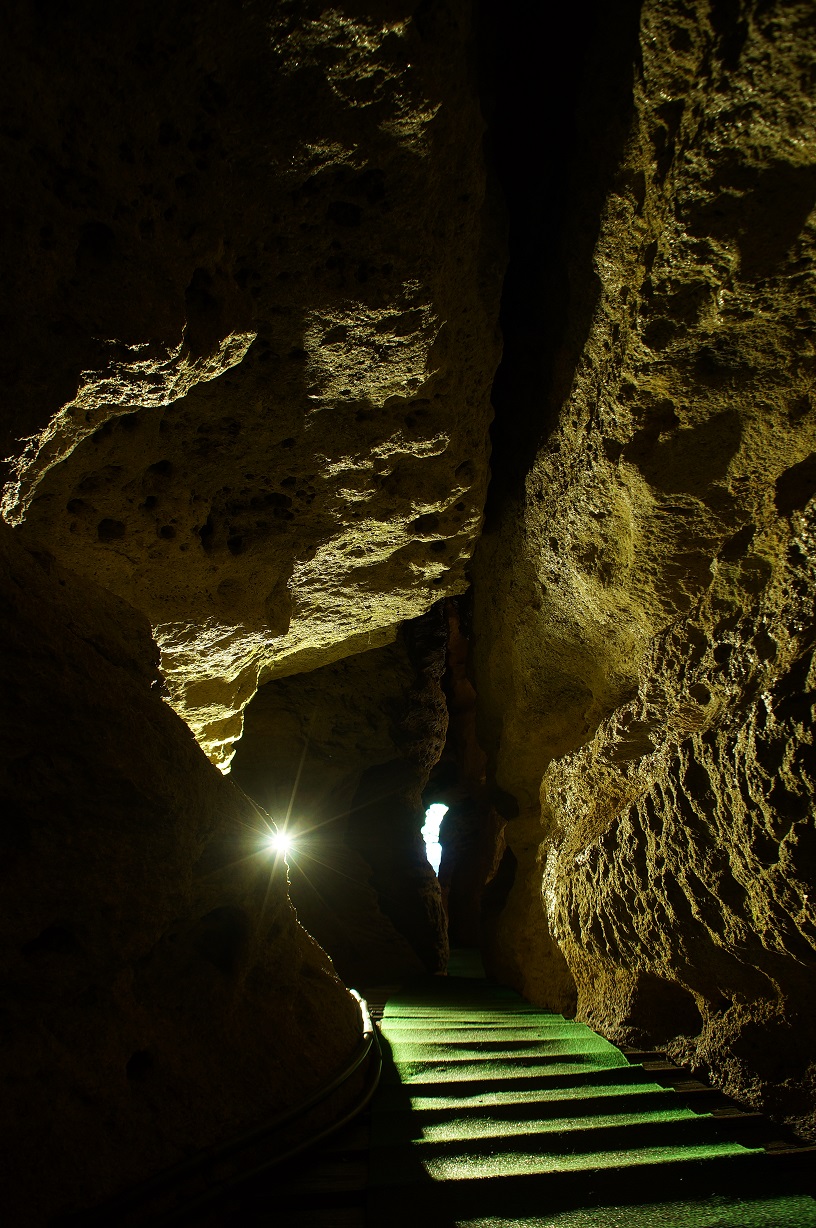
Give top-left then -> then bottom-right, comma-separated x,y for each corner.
158,1000 -> 383,1225
69,990 -> 381,1225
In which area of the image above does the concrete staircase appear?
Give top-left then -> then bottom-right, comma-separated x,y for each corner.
368,971 -> 816,1227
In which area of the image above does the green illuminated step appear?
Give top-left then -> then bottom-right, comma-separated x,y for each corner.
373,1112 -> 747,1159
368,968 -> 816,1228
380,1016 -> 580,1036
384,1054 -> 631,1084
457,1193 -> 816,1227
378,1061 -> 657,1098
385,1036 -> 625,1061
373,1082 -> 684,1115
371,1103 -> 705,1145
385,998 -> 547,1005
368,1174 -> 816,1228
387,985 -> 526,995
384,1001 -> 545,1012
369,1139 -> 760,1185
383,994 -> 550,1008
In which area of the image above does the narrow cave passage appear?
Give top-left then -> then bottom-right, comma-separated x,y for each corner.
2,0 -> 816,1222
421,801 -> 448,875
367,973 -> 816,1227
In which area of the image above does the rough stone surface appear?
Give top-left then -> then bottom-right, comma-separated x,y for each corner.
230,606 -> 449,985
0,524 -> 360,1224
473,0 -> 816,1136
3,0 -> 815,1199
1,0 -> 502,767
428,598 -> 505,947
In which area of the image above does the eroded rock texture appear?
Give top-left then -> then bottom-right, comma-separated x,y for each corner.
0,525 -> 360,1223
2,0 -> 501,766
474,0 -> 816,1135
431,598 -> 505,947
0,5 -> 503,1218
4,0 -> 815,1210
231,607 -> 449,984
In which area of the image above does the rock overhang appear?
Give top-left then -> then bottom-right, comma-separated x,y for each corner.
1,0 -> 504,767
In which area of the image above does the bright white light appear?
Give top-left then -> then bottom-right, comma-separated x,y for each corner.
421,803 -> 448,875
264,831 -> 293,857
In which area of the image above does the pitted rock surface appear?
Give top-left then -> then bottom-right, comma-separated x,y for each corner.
543,508 -> 816,1138
0,524 -> 359,1224
473,0 -> 816,1135
2,0 -> 501,767
231,605 -> 449,983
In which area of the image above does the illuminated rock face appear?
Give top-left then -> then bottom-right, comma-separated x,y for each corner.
2,0 -> 815,1209
2,0 -> 501,767
473,0 -> 816,1137
0,5 -> 497,1217
0,526 -> 359,1223
231,607 -> 449,984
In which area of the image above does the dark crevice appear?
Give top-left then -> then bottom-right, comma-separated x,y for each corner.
476,0 -> 643,522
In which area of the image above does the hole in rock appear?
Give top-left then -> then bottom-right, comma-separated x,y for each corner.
198,515 -> 215,551
22,923 -> 78,958
193,907 -> 248,976
76,221 -> 116,265
421,802 -> 448,876
126,1050 -> 153,1081
97,518 -> 126,542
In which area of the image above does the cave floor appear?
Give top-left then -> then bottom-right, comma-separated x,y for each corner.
178,964 -> 816,1226
365,968 -> 816,1227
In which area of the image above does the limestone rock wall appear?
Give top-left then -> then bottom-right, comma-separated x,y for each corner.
0,524 -> 360,1224
0,8 -> 504,1215
544,552 -> 816,1136
473,0 -> 816,1135
230,606 -> 449,985
428,598 -> 505,947
1,0 -> 502,767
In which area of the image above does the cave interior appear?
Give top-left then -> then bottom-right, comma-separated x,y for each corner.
1,0 -> 815,1221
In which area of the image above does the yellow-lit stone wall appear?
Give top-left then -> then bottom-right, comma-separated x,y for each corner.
231,607 -> 449,984
0,3 -> 498,1220
2,0 -> 501,768
473,0 -> 816,1136
0,525 -> 360,1223
3,3 -> 816,1214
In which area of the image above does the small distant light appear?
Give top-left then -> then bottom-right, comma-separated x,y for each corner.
264,831 -> 293,857
421,803 -> 448,875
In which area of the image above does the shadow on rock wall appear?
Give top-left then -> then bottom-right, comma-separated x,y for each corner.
230,605 -> 449,986
2,0 -> 503,766
472,0 -> 816,1139
0,525 -> 360,1224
